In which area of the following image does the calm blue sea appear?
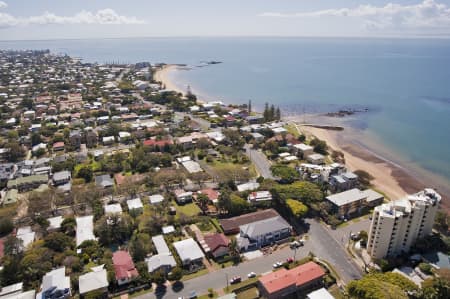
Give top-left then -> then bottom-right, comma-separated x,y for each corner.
1,37 -> 449,184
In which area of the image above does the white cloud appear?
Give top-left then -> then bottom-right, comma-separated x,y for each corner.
0,8 -> 145,28
259,0 -> 450,30
0,1 -> 7,9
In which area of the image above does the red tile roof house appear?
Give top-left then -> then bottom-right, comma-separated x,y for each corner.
202,233 -> 230,259
258,262 -> 325,299
52,141 -> 65,152
112,251 -> 139,286
198,188 -> 220,203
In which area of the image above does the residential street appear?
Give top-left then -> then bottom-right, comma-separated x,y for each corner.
244,145 -> 275,179
135,242 -> 313,299
305,219 -> 363,283
135,219 -> 363,298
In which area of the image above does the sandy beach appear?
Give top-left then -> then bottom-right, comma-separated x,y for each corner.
153,64 -> 187,95
290,121 -> 450,211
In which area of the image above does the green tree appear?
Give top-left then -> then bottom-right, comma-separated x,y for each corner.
434,210 -> 449,233
151,269 -> 166,285
94,214 -> 134,246
168,267 -> 183,281
286,199 -> 309,218
270,164 -> 298,184
309,138 -> 328,155
44,232 -> 74,252
76,165 -> 93,183
129,233 -> 153,262
228,194 -> 250,216
197,193 -> 210,215
0,217 -> 14,237
61,217 -> 76,236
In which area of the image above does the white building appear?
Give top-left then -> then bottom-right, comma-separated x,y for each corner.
78,266 -> 108,295
247,191 -> 272,204
127,198 -> 143,211
76,216 -> 96,246
367,188 -> 441,259
36,267 -> 71,299
149,194 -> 164,205
182,160 -> 203,174
173,238 -> 205,266
104,203 -> 123,214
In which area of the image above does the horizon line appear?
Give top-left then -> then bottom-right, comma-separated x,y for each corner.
1,34 -> 450,42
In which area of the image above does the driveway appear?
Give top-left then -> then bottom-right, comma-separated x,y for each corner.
244,144 -> 275,179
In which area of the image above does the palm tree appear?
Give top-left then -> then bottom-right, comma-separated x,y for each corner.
229,237 -> 240,264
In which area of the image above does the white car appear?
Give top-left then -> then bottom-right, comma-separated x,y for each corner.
247,272 -> 256,278
273,261 -> 283,268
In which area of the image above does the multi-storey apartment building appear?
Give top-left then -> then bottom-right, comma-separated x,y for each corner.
367,188 -> 441,259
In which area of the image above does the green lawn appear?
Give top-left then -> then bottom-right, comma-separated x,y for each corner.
225,277 -> 259,293
284,124 -> 300,138
175,202 -> 201,217
236,287 -> 259,299
182,268 -> 209,281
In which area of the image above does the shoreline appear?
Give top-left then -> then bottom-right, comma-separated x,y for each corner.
289,120 -> 450,211
154,64 -> 450,211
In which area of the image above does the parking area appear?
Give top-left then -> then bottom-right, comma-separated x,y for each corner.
329,215 -> 372,246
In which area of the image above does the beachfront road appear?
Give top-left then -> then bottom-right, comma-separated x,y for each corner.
244,144 -> 275,179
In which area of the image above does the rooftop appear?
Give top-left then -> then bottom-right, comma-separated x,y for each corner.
173,238 -> 205,263
220,209 -> 280,233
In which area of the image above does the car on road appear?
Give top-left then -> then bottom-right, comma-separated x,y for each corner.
273,261 -> 283,268
188,290 -> 197,299
247,272 -> 256,278
290,240 -> 303,249
230,276 -> 242,284
286,257 -> 294,263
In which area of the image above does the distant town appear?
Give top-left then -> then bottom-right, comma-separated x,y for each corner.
0,49 -> 448,299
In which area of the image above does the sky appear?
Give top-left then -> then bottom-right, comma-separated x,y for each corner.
1,0 -> 450,40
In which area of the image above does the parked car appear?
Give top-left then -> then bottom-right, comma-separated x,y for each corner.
273,261 -> 283,268
188,290 -> 197,299
247,272 -> 256,278
230,276 -> 242,284
290,240 -> 304,249
286,257 -> 294,263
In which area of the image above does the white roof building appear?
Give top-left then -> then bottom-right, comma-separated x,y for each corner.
127,198 -> 143,210
247,191 -> 272,203
307,288 -> 335,299
16,226 -> 35,249
182,160 -> 203,173
146,253 -> 177,273
152,235 -> 171,254
173,238 -> 205,265
36,267 -> 71,299
162,225 -> 175,234
237,182 -> 260,192
78,266 -> 108,295
104,203 -> 122,214
47,216 -> 63,231
76,216 -> 96,246
149,194 -> 164,205
206,131 -> 226,142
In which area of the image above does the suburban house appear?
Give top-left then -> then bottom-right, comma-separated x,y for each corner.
292,143 -> 314,158
16,226 -> 35,250
149,194 -> 165,205
258,262 -> 326,299
307,288 -> 336,299
78,266 -> 108,298
52,141 -> 65,152
102,136 -> 115,145
202,233 -> 230,259
247,191 -> 272,204
95,174 -> 114,189
182,160 -> 203,174
173,238 -> 205,269
198,188 -> 220,203
329,172 -> 359,192
326,188 -> 384,219
7,174 -> 48,192
36,267 -> 71,299
126,198 -> 143,211
307,153 -> 325,165
85,130 -> 98,148
174,189 -> 193,204
146,253 -> 177,275
237,216 -> 292,251
69,130 -> 82,149
236,182 -> 260,192
52,170 -> 71,190
220,209 -> 280,235
76,215 -> 96,246
0,282 -> 35,299
104,203 -> 122,215
112,251 -> 139,285
47,216 -> 63,232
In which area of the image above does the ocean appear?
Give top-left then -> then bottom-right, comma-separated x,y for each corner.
1,37 -> 449,186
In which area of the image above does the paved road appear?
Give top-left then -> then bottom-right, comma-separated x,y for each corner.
135,242 -> 313,299
328,216 -> 371,247
244,145 -> 275,179
305,219 -> 363,283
